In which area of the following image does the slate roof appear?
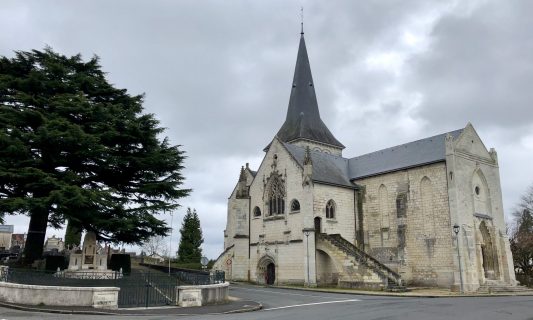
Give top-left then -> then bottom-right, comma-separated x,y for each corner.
348,129 -> 463,180
282,129 -> 463,186
276,33 -> 344,149
283,142 -> 354,188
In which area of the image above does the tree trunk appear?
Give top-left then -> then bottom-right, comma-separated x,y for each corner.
23,207 -> 49,265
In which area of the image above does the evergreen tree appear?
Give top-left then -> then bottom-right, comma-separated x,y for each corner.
177,208 -> 203,263
64,219 -> 82,249
0,48 -> 190,263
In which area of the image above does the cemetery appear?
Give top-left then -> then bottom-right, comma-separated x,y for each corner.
0,231 -> 227,309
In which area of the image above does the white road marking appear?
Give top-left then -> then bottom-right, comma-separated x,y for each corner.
233,286 -> 342,298
263,299 -> 361,311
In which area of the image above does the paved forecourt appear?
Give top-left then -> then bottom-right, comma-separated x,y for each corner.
2,283 -> 533,320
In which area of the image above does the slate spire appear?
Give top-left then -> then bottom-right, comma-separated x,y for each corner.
276,32 -> 344,149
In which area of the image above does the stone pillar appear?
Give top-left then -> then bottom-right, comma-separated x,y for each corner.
500,234 -> 517,285
301,146 -> 317,286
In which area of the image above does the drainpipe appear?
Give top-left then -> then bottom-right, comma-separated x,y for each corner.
248,189 -> 251,281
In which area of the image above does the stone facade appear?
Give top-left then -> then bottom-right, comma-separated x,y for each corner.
354,162 -> 455,287
213,34 -> 516,292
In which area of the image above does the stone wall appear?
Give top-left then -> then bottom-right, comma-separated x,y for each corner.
0,282 -> 119,309
316,249 -> 339,285
445,124 -> 516,291
313,184 -> 356,242
176,282 -> 229,307
354,162 -> 455,287
247,138 -> 308,284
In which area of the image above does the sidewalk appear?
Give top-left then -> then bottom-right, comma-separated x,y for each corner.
0,297 -> 262,316
272,284 -> 533,298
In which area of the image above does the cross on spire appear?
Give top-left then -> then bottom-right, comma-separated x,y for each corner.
300,7 -> 304,35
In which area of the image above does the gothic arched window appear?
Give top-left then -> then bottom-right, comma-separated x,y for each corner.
267,173 -> 285,216
325,200 -> 335,219
253,206 -> 261,217
290,199 -> 300,212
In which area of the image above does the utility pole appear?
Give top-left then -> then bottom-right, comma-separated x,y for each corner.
168,211 -> 173,275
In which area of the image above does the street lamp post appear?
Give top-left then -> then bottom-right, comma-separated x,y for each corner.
453,224 -> 464,293
168,211 -> 174,275
304,230 -> 310,287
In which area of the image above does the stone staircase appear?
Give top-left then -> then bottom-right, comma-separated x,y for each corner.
478,280 -> 533,293
317,233 -> 407,292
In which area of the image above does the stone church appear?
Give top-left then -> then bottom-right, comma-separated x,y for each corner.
213,31 -> 516,292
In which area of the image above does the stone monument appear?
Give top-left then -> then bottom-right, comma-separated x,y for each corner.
57,231 -> 119,279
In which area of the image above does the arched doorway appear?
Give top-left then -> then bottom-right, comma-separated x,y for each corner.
257,255 -> 276,285
314,217 -> 322,234
479,221 -> 499,280
266,263 -> 276,285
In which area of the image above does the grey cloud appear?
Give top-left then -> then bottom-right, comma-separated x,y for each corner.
406,0 -> 533,131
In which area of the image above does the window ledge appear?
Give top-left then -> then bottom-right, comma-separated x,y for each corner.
474,213 -> 492,220
252,216 -> 261,219
325,218 -> 337,223
264,215 -> 285,221
289,210 -> 300,214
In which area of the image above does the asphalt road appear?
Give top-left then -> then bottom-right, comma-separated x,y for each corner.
1,283 -> 532,320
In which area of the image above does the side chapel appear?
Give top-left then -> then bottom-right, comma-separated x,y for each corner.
213,29 -> 516,292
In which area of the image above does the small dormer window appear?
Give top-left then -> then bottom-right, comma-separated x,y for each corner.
475,186 -> 480,196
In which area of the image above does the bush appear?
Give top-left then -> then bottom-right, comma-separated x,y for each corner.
173,262 -> 202,270
45,256 -> 67,271
109,254 -> 131,274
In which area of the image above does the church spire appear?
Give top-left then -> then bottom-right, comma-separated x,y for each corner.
275,29 -> 344,149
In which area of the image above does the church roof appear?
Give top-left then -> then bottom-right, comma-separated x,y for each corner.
283,129 -> 463,186
275,33 -> 344,149
283,142 -> 354,188
348,129 -> 463,180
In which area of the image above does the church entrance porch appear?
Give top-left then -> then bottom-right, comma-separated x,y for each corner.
256,255 -> 276,285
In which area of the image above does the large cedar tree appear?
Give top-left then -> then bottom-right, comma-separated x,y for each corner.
0,48 -> 190,263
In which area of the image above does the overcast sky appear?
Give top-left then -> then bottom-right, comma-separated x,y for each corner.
1,0 -> 532,259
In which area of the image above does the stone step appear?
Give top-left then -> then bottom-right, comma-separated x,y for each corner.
385,285 -> 409,292
478,285 -> 533,293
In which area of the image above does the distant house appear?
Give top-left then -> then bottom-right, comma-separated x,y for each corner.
146,254 -> 165,264
10,234 -> 26,253
44,235 -> 65,252
0,225 -> 14,251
